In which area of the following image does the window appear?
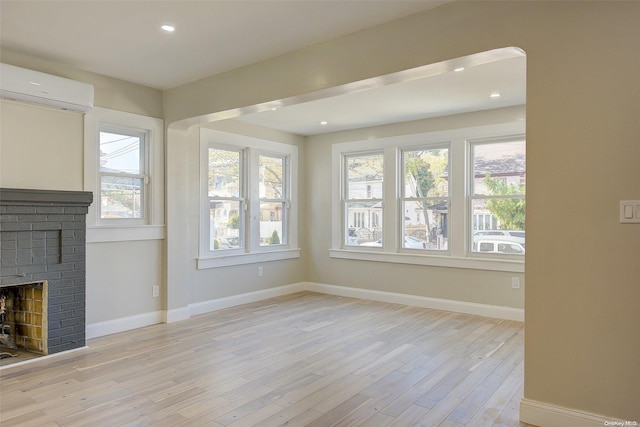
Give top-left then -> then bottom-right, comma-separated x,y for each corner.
344,153 -> 383,246
84,107 -> 165,243
401,146 -> 449,251
99,127 -> 148,221
469,138 -> 526,255
330,121 -> 525,272
207,147 -> 243,251
259,154 -> 287,247
199,128 -> 299,269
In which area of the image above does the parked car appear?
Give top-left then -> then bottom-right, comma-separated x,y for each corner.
473,230 -> 525,246
474,239 -> 525,255
214,237 -> 240,249
360,236 -> 426,249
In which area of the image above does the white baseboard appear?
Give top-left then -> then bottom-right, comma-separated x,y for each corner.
87,281 -> 523,339
86,311 -> 164,339
520,398 -> 613,427
164,307 -> 190,323
188,283 -> 306,317
305,282 -> 524,322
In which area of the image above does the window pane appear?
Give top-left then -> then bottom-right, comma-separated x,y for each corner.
471,199 -> 525,254
259,155 -> 284,199
101,176 -> 144,218
260,202 -> 285,246
100,131 -> 141,174
208,148 -> 240,198
345,201 -> 383,246
402,199 -> 448,250
472,140 -> 525,196
210,200 -> 242,251
346,154 -> 383,200
403,148 -> 449,198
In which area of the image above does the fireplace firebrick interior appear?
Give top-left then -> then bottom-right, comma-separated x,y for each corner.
0,188 -> 92,359
1,281 -> 48,354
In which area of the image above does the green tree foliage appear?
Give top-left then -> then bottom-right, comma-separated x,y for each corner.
484,174 -> 525,230
269,230 -> 280,245
405,156 -> 435,198
405,154 -> 437,238
227,213 -> 240,229
260,156 -> 284,199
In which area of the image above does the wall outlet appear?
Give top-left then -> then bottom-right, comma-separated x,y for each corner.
152,285 -> 160,298
257,266 -> 263,277
511,277 -> 521,289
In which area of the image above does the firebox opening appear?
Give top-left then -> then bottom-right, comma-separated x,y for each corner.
0,281 -> 48,365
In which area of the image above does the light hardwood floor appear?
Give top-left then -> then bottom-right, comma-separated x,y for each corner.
0,292 -> 530,426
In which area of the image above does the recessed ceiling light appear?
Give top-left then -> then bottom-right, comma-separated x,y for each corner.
454,67 -> 465,72
320,121 -> 328,126
161,24 -> 175,32
490,92 -> 501,98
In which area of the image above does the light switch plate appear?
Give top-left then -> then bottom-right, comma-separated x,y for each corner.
620,200 -> 640,223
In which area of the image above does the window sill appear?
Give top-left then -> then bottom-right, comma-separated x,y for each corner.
197,248 -> 301,269
87,225 -> 166,243
329,249 -> 524,273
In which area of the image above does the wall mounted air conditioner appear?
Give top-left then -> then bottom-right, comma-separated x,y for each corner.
0,63 -> 94,113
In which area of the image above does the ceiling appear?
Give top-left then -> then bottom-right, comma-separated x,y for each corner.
0,0 -> 449,90
0,1 -> 526,136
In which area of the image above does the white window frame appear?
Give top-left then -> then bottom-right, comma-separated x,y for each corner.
98,124 -> 149,225
84,107 -> 165,243
330,121 -> 525,273
198,128 -> 299,269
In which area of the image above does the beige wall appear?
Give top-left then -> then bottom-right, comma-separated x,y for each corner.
0,100 -> 83,190
0,55 -> 166,328
305,107 -> 526,309
86,240 -> 164,324
163,1 -> 640,421
165,119 -> 307,313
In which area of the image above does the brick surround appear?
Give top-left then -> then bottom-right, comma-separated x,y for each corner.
0,188 -> 92,354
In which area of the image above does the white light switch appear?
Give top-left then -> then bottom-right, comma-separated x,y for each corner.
624,205 -> 634,219
620,200 -> 640,223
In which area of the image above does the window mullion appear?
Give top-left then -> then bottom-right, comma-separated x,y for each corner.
383,147 -> 397,252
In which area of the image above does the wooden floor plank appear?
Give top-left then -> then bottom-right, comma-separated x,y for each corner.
0,291 -> 525,427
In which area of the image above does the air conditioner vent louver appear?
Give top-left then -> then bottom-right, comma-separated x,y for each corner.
0,63 -> 94,113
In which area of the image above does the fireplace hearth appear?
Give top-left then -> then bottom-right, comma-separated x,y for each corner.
0,188 -> 92,365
